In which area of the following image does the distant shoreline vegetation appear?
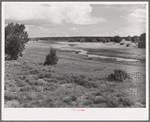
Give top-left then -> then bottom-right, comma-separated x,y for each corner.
29,33 -> 146,48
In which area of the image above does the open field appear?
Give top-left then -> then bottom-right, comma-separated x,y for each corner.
4,40 -> 146,108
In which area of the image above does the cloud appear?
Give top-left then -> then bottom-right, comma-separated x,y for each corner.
5,3 -> 106,25
120,8 -> 146,36
71,27 -> 78,31
104,4 -> 146,14
127,8 -> 146,22
116,27 -> 145,36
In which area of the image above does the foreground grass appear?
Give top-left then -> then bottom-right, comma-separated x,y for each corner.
5,59 -> 142,108
4,41 -> 146,108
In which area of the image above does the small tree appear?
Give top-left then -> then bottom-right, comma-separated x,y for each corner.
113,36 -> 122,43
85,38 -> 93,42
5,23 -> 29,60
106,38 -> 110,42
131,36 -> 140,43
44,48 -> 58,66
97,37 -> 107,43
126,43 -> 130,47
138,33 -> 146,48
127,35 -> 131,41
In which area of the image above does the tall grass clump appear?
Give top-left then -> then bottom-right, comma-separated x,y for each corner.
44,48 -> 58,66
108,69 -> 131,82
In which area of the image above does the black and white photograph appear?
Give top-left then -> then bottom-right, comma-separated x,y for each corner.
2,1 -> 149,120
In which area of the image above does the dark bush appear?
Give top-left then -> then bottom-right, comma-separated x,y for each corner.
120,43 -> 125,45
85,38 -> 93,42
127,36 -> 131,41
44,48 -> 58,65
138,33 -> 146,48
96,37 -> 101,42
138,42 -> 145,48
80,38 -> 85,42
74,39 -> 81,42
140,33 -> 146,41
5,23 -> 29,60
97,37 -> 107,43
131,36 -> 140,43
72,75 -> 87,86
70,95 -> 77,101
126,43 -> 130,47
106,38 -> 110,42
108,69 -> 131,82
68,39 -> 74,42
5,93 -> 18,101
110,37 -> 114,42
113,36 -> 122,43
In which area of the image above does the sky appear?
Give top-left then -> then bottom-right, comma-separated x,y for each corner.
4,2 -> 147,38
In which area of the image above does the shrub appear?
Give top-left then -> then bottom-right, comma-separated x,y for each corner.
5,23 -> 29,60
97,37 -> 107,43
29,69 -> 39,74
38,72 -> 51,78
140,33 -> 146,42
44,78 -> 57,83
119,97 -> 135,106
75,39 -> 81,42
93,97 -> 108,104
5,93 -> 17,101
108,69 -> 131,82
113,36 -> 122,43
72,75 -> 98,88
126,43 -> 130,47
70,95 -> 77,101
26,79 -> 47,86
131,36 -> 140,43
127,36 -> 131,41
102,38 -> 107,43
83,100 -> 93,106
120,43 -> 125,45
80,38 -> 86,42
19,85 -> 33,92
84,38 -> 93,42
44,48 -> 58,65
138,33 -> 146,48
106,38 -> 110,42
138,42 -> 145,48
73,76 -> 87,86
63,97 -> 71,104
16,80 -> 28,87
68,39 -> 75,42
107,99 -> 119,107
110,37 -> 114,42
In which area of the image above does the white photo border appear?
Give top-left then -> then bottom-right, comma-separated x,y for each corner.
1,1 -> 149,121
